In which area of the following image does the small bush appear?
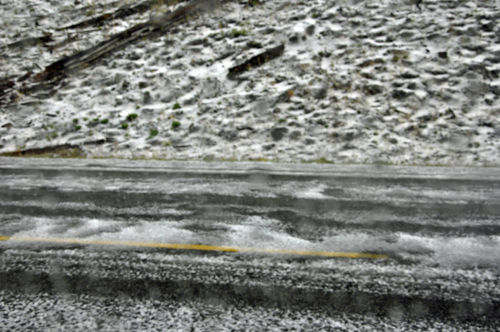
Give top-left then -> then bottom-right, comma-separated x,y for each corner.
172,121 -> 181,129
172,102 -> 181,110
126,113 -> 138,121
149,129 -> 159,138
121,123 -> 128,129
73,119 -> 78,123
100,119 -> 109,124
278,118 -> 286,123
75,125 -> 82,130
232,29 -> 248,38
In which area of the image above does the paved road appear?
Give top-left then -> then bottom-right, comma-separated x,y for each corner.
0,158 -> 499,331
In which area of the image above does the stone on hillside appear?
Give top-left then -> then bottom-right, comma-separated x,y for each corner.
201,78 -> 221,98
438,51 -> 448,59
219,129 -> 238,141
312,85 -> 328,99
401,70 -> 419,79
306,24 -> 316,36
160,90 -> 175,103
304,137 -> 315,145
392,89 -> 413,100
189,123 -> 203,133
199,136 -> 217,147
186,38 -> 205,46
343,130 -> 359,141
143,92 -> 152,104
270,127 -> 288,141
262,143 -> 275,151
490,84 -> 500,96
288,33 -> 300,43
399,29 -> 420,40
363,84 -> 384,95
289,130 -> 302,140
465,81 -> 489,96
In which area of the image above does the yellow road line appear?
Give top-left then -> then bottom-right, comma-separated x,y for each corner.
0,236 -> 388,259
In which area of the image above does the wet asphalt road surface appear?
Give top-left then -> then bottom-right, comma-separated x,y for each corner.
0,158 -> 499,331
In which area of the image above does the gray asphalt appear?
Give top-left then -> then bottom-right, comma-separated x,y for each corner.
0,157 -> 499,331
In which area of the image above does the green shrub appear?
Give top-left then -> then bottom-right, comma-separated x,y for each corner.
172,121 -> 181,129
100,119 -> 109,124
126,113 -> 138,121
121,123 -> 128,129
172,102 -> 181,110
149,129 -> 159,138
232,29 -> 247,38
75,125 -> 81,130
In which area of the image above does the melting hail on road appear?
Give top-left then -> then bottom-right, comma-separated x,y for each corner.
0,158 -> 499,330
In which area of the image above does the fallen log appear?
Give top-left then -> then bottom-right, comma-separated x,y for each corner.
5,33 -> 53,50
60,0 -> 189,30
228,44 -> 285,76
36,0 -> 226,81
0,0 -> 228,106
0,144 -> 84,158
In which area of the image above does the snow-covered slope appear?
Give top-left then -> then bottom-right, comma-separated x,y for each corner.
1,0 -> 499,165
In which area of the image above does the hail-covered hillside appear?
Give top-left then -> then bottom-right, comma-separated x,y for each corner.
0,0 -> 499,165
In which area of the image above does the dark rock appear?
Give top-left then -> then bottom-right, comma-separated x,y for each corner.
187,38 -> 205,46
304,137 -> 316,145
357,58 -> 385,68
468,63 -> 499,80
463,44 -> 486,53
445,108 -> 456,119
228,44 -> 285,76
392,89 -> 412,99
313,85 -> 328,99
138,81 -> 148,89
200,137 -> 217,146
237,126 -> 255,131
465,27 -> 479,37
189,123 -> 203,133
438,51 -> 448,59
486,56 -> 500,64
399,29 -> 417,40
219,129 -> 238,141
405,125 -> 416,132
401,70 -> 419,79
490,84 -> 500,96
128,52 -> 142,61
363,84 -> 384,95
465,81 -> 490,96
201,78 -> 221,98
143,91 -> 152,104
262,143 -> 275,151
288,33 -> 300,43
306,25 -> 316,36
289,130 -> 302,140
388,137 -> 398,144
480,21 -> 495,32
343,131 -> 357,141
270,127 -> 289,141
